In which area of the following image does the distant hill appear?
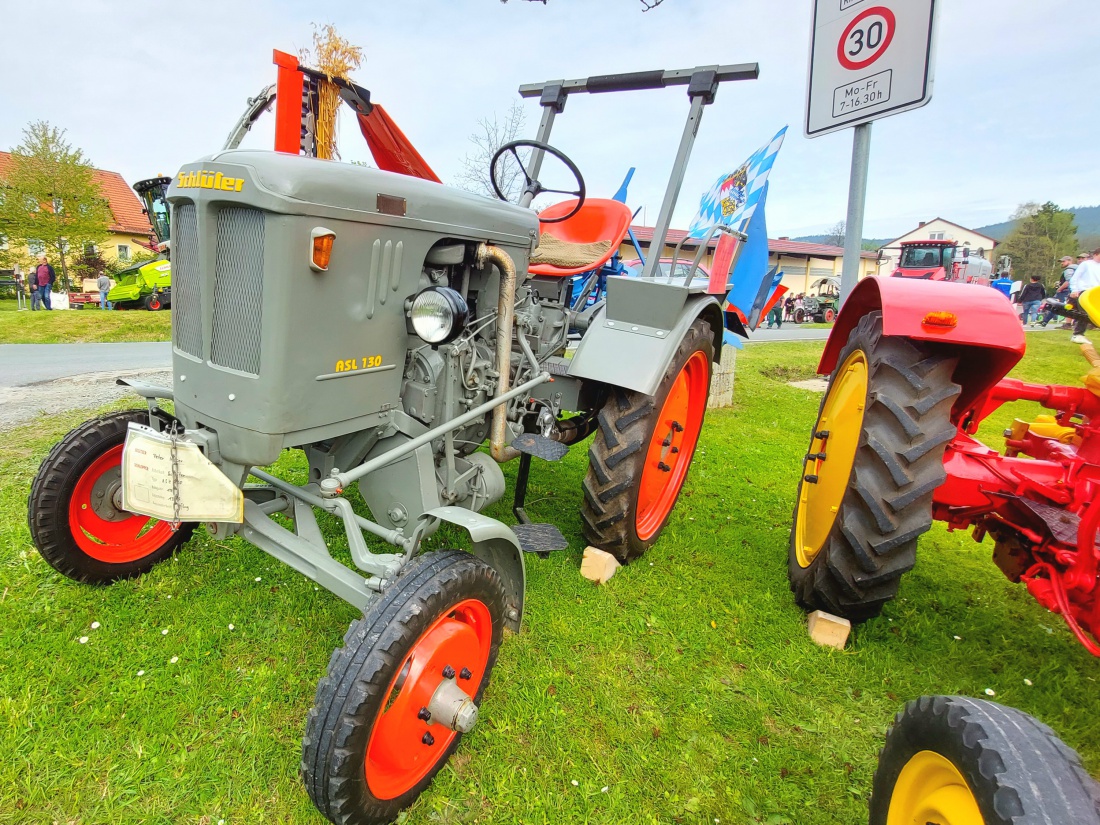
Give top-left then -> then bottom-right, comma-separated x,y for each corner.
790,234 -> 890,248
975,205 -> 1100,250
792,205 -> 1100,252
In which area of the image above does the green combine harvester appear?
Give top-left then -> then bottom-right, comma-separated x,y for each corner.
106,176 -> 173,310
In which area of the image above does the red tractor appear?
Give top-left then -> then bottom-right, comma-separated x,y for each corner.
892,239 -> 993,284
790,277 -> 1100,655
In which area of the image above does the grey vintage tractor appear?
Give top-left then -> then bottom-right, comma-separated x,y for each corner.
28,56 -> 761,824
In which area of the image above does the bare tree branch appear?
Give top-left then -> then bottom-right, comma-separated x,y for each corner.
455,101 -> 529,200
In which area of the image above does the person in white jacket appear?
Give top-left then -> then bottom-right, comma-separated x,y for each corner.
1069,249 -> 1100,343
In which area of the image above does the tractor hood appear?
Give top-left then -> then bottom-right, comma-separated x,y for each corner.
168,149 -> 539,249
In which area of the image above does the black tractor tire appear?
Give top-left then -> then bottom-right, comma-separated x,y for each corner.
794,308 -> 807,324
788,311 -> 960,622
581,317 -> 714,562
144,293 -> 163,311
302,550 -> 507,825
870,695 -> 1100,825
28,410 -> 196,583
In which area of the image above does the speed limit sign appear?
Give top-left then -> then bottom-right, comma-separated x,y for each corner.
806,0 -> 938,137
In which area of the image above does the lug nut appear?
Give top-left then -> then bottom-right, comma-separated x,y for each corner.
814,430 -> 830,439
422,732 -> 435,746
662,437 -> 672,447
671,447 -> 679,454
657,462 -> 671,472
804,474 -> 819,484
417,707 -> 431,721
442,665 -> 456,679
672,421 -> 685,433
459,667 -> 472,680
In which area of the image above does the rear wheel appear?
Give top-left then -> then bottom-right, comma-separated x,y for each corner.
302,550 -> 506,825
581,318 -> 713,562
788,312 -> 959,621
870,695 -> 1100,825
28,410 -> 195,583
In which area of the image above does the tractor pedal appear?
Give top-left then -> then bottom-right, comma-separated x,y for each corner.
512,523 -> 569,556
511,433 -> 569,462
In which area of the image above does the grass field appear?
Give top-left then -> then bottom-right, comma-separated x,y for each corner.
0,299 -> 172,344
1,334 -> 1097,824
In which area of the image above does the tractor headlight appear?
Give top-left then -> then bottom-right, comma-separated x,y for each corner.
409,287 -> 468,345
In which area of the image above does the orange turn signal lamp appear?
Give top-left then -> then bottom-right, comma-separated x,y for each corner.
310,227 -> 336,272
921,311 -> 958,328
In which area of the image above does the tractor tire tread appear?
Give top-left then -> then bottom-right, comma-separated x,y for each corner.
580,318 -> 713,562
870,695 -> 1100,825
302,550 -> 506,825
28,409 -> 195,583
789,312 -> 960,622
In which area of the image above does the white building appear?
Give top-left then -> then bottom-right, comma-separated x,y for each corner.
878,218 -> 998,277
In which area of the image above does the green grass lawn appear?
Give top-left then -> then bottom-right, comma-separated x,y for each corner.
1,335 -> 1097,824
0,299 -> 172,344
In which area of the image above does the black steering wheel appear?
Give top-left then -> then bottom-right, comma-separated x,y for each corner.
489,139 -> 586,223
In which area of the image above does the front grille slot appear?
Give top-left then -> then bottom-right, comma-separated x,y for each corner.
210,207 -> 265,375
171,203 -> 202,358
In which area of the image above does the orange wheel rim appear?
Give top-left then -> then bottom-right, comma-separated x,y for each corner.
68,444 -> 175,564
365,598 -> 493,800
636,350 -> 709,541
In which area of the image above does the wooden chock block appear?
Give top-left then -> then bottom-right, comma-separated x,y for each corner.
580,546 -> 621,585
807,610 -> 851,650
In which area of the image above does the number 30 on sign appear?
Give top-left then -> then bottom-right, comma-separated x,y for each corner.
838,6 -> 896,70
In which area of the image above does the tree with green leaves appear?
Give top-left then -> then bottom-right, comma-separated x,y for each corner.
0,121 -> 112,290
998,201 -> 1078,284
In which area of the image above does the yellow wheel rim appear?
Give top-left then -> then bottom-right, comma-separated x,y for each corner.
794,349 -> 868,568
887,750 -> 984,825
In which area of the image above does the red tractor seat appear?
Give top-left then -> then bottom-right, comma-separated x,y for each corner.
528,198 -> 633,277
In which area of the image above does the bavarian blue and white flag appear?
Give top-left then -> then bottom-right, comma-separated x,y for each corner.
687,126 -> 787,238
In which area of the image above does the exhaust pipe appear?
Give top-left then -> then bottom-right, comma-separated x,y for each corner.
477,243 -> 521,463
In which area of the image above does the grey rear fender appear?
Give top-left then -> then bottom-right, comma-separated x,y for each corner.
567,285 -> 723,396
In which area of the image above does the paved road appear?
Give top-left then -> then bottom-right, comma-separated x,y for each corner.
0,342 -> 171,389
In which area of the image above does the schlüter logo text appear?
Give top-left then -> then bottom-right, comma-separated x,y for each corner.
177,170 -> 245,192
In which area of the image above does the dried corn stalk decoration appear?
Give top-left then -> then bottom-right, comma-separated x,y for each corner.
299,24 -> 364,160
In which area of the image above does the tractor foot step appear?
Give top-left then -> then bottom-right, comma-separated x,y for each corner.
511,433 -> 568,462
513,523 -> 569,556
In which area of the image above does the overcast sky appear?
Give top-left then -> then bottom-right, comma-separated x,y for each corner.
1,0 -> 1095,239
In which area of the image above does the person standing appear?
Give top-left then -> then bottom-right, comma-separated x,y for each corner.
1040,256 -> 1075,327
34,255 -> 55,311
766,301 -> 783,329
1070,249 -> 1100,343
1017,275 -> 1046,326
97,272 -> 111,310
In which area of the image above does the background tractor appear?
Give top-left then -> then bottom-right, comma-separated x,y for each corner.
795,275 -> 840,323
28,52 -> 767,825
892,238 -> 993,284
789,276 -> 1100,657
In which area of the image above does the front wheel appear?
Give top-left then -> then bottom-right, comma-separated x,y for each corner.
302,550 -> 507,825
788,312 -> 959,621
824,307 -> 836,323
144,293 -> 163,311
870,695 -> 1100,825
28,410 -> 196,583
581,317 -> 713,562
794,308 -> 806,324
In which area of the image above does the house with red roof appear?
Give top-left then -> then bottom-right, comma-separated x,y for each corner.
0,151 -> 154,267
620,226 -> 879,295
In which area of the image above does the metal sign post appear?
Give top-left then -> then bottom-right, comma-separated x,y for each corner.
806,0 -> 939,303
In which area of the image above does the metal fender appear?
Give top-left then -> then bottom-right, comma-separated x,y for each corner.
820,277 -> 1026,419
567,290 -> 723,397
422,506 -> 525,633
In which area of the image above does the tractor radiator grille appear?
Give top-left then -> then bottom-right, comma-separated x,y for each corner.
210,208 -> 265,376
171,204 -> 203,358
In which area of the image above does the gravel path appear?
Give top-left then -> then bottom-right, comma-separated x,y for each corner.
0,369 -> 172,430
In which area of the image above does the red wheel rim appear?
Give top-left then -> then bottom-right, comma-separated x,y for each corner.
68,444 -> 174,564
365,598 -> 493,800
635,350 -> 709,541
150,299 -> 160,310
